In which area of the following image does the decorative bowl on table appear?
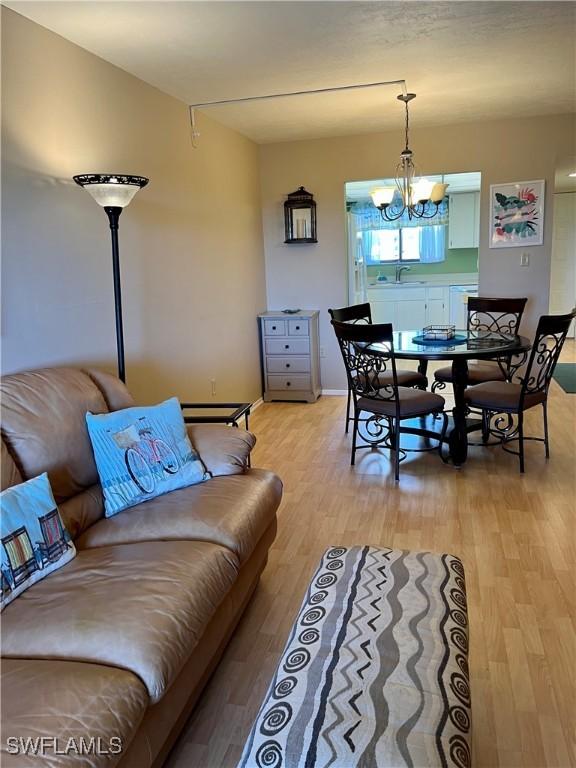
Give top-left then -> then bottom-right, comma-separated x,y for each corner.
421,324 -> 456,341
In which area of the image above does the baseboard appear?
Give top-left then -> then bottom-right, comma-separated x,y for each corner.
321,389 -> 348,396
251,397 -> 264,412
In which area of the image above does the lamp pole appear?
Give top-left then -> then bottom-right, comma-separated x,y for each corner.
104,206 -> 126,381
73,174 -> 149,383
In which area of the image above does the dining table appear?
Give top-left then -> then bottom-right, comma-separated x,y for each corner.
369,329 -> 532,466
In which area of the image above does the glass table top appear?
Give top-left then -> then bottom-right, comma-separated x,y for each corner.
368,330 -> 532,360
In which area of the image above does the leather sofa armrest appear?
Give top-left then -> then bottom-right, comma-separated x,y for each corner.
186,424 -> 255,476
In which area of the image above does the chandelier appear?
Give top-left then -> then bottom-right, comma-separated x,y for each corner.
371,93 -> 448,221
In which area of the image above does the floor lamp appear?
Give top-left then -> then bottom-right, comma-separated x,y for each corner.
73,174 -> 149,382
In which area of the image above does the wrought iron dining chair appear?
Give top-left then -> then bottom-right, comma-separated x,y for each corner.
432,297 -> 528,392
331,319 -> 447,481
328,303 -> 428,433
464,308 -> 576,473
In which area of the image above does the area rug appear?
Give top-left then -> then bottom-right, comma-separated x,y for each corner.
553,363 -> 576,393
238,546 -> 471,768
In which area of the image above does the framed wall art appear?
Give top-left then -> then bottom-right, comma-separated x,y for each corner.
489,180 -> 545,248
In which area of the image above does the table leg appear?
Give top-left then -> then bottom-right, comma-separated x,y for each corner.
448,358 -> 469,466
418,359 -> 429,378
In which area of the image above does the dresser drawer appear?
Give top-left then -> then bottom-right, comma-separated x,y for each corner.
267,356 -> 311,373
265,337 -> 310,355
263,319 -> 286,336
288,319 -> 309,336
267,374 -> 311,391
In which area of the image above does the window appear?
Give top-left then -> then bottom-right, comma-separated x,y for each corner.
368,228 -> 421,263
365,225 -> 445,264
369,230 -> 399,262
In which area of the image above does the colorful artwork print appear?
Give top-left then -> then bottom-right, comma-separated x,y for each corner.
86,397 -> 209,517
1,473 -> 76,610
490,180 -> 545,248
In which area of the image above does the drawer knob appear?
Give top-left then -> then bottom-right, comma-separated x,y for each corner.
272,325 -> 276,330
296,325 -> 300,330
286,363 -> 290,368
285,344 -> 289,349
286,381 -> 291,386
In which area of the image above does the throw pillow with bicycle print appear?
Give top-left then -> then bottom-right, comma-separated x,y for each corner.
86,397 -> 209,517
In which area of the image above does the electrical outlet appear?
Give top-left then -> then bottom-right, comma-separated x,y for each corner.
320,346 -> 326,359
520,253 -> 530,267
210,378 -> 216,396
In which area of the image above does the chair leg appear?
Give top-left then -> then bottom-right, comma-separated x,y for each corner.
351,408 -> 359,466
345,387 -> 351,434
438,411 -> 449,460
518,412 -> 525,473
482,411 -> 490,443
543,401 -> 550,459
394,418 -> 401,482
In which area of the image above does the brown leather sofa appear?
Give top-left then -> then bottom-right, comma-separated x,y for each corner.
0,367 -> 282,767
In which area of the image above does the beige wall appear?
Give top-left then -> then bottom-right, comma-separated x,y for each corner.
260,113 -> 575,389
1,8 -> 267,403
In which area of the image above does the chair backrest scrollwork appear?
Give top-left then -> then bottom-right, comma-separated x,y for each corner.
330,319 -> 399,406
520,309 -> 576,400
467,297 -> 528,336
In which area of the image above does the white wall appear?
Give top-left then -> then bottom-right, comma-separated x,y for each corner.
260,114 -> 575,389
1,8 -> 267,404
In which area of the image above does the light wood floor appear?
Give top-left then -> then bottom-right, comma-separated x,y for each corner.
167,344 -> 576,768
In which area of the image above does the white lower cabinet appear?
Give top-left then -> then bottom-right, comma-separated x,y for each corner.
368,285 -> 449,331
396,300 -> 427,330
425,299 -> 447,326
370,300 -> 395,324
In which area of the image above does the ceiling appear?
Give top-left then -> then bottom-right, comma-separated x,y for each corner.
6,1 -> 576,144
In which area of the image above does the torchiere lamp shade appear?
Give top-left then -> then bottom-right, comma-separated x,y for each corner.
73,174 -> 149,208
73,172 -> 149,383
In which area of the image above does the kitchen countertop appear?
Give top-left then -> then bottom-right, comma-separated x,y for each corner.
367,272 -> 478,288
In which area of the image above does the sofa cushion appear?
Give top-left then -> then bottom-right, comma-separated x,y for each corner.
186,424 -> 256,477
84,368 -> 136,412
0,368 -> 109,502
1,474 -> 76,610
76,469 -> 282,566
1,658 -> 148,767
1,441 -> 22,492
85,398 -> 208,518
58,485 -> 104,541
1,540 -> 238,703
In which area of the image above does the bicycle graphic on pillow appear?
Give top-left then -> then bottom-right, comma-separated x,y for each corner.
111,417 -> 179,494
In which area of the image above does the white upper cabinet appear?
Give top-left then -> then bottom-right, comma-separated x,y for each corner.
448,192 -> 480,249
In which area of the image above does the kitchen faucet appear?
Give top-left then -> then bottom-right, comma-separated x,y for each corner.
395,265 -> 411,283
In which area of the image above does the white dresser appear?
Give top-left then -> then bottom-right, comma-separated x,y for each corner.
258,310 -> 321,403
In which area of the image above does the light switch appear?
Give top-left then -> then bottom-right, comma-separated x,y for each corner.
520,253 -> 530,267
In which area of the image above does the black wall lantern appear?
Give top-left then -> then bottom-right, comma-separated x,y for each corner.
284,187 -> 317,244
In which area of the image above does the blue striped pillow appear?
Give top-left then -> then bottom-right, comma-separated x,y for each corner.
86,397 -> 209,517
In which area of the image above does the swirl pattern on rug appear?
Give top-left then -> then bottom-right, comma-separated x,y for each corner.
238,546 -> 471,768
